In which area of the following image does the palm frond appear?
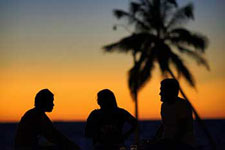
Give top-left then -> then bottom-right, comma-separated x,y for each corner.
140,0 -> 152,7
103,33 -> 157,53
167,0 -> 178,7
154,43 -> 171,74
137,51 -> 155,86
113,9 -> 130,20
169,28 -> 208,52
177,46 -> 210,70
128,51 -> 155,99
130,2 -> 142,15
167,3 -> 194,29
113,9 -> 150,31
170,52 -> 195,87
161,0 -> 179,32
128,58 -> 143,99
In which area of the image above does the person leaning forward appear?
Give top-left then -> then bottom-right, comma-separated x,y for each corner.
15,89 -> 80,150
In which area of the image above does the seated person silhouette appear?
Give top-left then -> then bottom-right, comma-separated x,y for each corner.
85,89 -> 137,150
15,89 -> 80,150
149,79 -> 195,150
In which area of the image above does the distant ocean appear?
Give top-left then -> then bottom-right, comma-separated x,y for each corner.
1,120 -> 224,150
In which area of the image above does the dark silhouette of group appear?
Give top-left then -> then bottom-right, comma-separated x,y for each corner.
15,78 -> 195,150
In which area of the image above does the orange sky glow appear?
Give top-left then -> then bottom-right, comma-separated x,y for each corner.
0,0 -> 224,122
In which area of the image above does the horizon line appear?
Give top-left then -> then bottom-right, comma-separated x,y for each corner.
1,117 -> 224,123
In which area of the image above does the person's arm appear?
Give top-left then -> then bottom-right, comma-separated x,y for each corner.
122,110 -> 137,140
85,110 -> 98,138
40,114 -> 80,150
152,123 -> 164,142
176,102 -> 193,139
152,103 -> 165,142
54,130 -> 80,150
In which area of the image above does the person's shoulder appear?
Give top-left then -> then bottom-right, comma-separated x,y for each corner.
89,109 -> 101,116
177,97 -> 187,104
177,97 -> 189,104
117,107 -> 132,116
117,107 -> 127,113
177,97 -> 191,109
86,109 -> 101,121
116,108 -> 136,122
178,97 -> 185,101
91,109 -> 100,113
23,108 -> 38,117
20,108 -> 43,122
29,108 -> 45,115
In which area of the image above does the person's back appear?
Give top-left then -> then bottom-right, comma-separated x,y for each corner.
85,89 -> 137,150
86,107 -> 135,146
161,97 -> 195,146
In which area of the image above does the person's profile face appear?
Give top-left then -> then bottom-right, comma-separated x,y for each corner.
160,84 -> 166,102
160,84 -> 178,103
44,96 -> 54,112
159,84 -> 172,102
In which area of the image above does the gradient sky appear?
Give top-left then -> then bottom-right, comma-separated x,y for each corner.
0,0 -> 224,122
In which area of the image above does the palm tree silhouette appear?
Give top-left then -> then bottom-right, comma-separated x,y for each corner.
103,0 -> 216,149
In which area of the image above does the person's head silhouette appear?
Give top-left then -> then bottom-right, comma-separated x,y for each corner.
35,89 -> 54,112
160,78 -> 179,103
97,89 -> 117,110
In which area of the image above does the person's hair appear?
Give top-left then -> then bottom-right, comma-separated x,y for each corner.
34,89 -> 54,108
97,89 -> 117,110
161,78 -> 180,96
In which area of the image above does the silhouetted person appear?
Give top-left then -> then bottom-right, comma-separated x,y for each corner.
15,89 -> 80,150
85,89 -> 137,150
151,79 -> 195,150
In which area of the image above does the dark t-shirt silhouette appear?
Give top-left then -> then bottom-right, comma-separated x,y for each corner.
85,107 -> 136,147
161,97 -> 195,146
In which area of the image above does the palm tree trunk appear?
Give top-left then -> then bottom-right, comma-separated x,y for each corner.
134,92 -> 140,146
132,52 -> 140,145
168,70 -> 217,150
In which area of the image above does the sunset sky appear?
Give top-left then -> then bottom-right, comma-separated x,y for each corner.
0,0 -> 224,122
